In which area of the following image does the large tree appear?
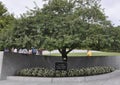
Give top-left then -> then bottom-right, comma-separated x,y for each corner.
39,0 -> 107,61
10,0 -> 108,60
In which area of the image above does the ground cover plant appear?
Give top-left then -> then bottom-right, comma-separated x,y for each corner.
16,66 -> 115,77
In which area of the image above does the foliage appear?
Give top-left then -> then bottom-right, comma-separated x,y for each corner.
0,2 -> 15,50
11,16 -> 43,49
107,27 -> 120,52
82,23 -> 113,50
17,68 -> 54,77
17,66 -> 115,77
0,1 -> 8,30
33,0 -> 107,59
68,66 -> 115,76
0,0 -> 120,54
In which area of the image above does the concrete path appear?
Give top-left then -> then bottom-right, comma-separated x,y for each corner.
0,77 -> 120,85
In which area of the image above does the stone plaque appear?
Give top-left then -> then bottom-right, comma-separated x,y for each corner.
55,62 -> 67,70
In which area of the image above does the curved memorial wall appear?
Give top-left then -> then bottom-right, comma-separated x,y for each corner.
0,52 -> 120,79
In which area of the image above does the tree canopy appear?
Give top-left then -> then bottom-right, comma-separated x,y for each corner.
18,0 -> 109,60
0,0 -> 120,59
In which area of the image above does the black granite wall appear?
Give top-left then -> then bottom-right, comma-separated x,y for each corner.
1,52 -> 120,79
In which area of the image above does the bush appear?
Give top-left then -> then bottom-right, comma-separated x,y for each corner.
16,66 -> 115,77
17,68 -> 55,77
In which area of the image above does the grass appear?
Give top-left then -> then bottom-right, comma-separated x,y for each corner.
43,51 -> 120,57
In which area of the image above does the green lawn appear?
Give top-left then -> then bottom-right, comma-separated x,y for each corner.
44,51 -> 120,57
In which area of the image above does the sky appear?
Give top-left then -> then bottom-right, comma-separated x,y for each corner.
0,0 -> 120,26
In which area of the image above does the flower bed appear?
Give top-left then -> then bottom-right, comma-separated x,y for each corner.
16,66 -> 115,77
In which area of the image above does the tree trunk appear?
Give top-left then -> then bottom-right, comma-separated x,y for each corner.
61,52 -> 67,62
58,48 -> 74,62
58,48 -> 68,62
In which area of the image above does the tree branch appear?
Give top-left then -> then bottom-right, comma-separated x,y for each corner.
66,48 -> 74,54
58,48 -> 62,54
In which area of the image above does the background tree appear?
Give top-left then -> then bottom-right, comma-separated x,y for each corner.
108,26 -> 120,51
0,2 -> 15,50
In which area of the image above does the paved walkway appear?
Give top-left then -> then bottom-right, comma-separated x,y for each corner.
0,76 -> 120,85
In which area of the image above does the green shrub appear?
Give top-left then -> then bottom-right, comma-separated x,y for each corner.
16,66 -> 115,77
